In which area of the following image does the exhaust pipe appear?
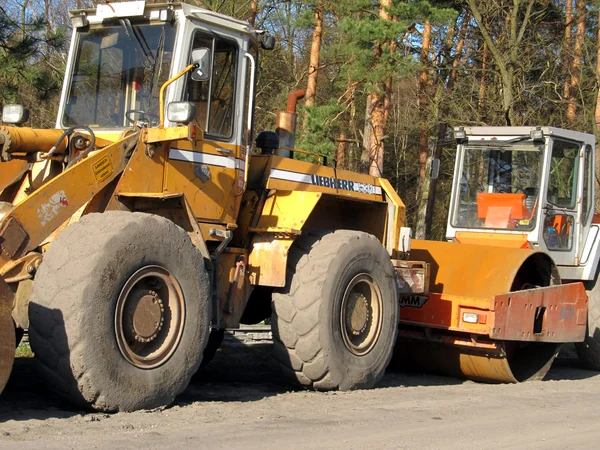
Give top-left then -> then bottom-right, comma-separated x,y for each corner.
276,90 -> 305,158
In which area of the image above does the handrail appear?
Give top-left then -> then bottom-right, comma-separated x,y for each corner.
279,146 -> 322,164
159,63 -> 196,128
235,52 -> 256,197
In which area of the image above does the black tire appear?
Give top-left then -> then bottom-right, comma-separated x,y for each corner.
271,230 -> 398,390
200,328 -> 225,368
576,270 -> 600,370
29,211 -> 210,412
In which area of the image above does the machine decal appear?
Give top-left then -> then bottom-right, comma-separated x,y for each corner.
37,190 -> 69,226
92,155 -> 113,183
399,295 -> 429,308
269,168 -> 382,195
169,148 -> 244,171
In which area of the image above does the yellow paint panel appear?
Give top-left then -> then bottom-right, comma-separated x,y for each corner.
379,177 -> 406,255
256,191 -> 322,230
247,235 -> 294,287
164,139 -> 242,224
248,190 -> 322,287
116,145 -> 167,195
0,160 -> 28,194
267,156 -> 384,202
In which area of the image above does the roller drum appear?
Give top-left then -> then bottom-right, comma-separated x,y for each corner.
397,240 -> 563,383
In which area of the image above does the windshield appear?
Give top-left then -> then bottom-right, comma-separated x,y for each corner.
62,21 -> 177,128
452,142 -> 544,231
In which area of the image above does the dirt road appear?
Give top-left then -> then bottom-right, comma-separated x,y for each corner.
1,342 -> 599,450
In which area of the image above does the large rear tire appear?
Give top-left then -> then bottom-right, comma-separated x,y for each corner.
271,230 -> 398,390
576,271 -> 600,370
29,212 -> 210,411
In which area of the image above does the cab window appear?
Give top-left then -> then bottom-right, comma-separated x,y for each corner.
186,31 -> 237,139
582,145 -> 593,224
546,140 -> 579,209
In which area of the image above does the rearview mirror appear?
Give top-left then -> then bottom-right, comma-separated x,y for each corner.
191,48 -> 211,82
430,158 -> 440,180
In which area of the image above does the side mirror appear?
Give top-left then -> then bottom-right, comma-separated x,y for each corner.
430,158 -> 440,180
167,102 -> 196,124
191,48 -> 211,82
260,34 -> 276,50
2,104 -> 29,125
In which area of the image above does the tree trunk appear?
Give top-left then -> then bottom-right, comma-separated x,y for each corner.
594,8 -> 600,210
414,20 -> 432,239
477,41 -> 489,122
361,93 -> 374,173
448,13 -> 469,89
567,0 -> 585,123
364,0 -> 393,178
302,5 -> 324,135
248,0 -> 258,27
418,20 -> 432,190
368,89 -> 386,177
304,6 -> 323,110
336,132 -> 348,170
21,0 -> 30,39
423,13 -> 469,237
563,0 -> 573,100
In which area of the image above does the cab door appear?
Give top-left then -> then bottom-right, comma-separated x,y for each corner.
164,27 -> 250,225
539,138 -> 582,265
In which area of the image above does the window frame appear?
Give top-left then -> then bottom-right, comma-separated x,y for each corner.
185,29 -> 239,142
545,138 -> 581,211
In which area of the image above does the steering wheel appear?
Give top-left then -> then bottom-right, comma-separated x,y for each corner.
495,184 -> 524,194
125,109 -> 159,125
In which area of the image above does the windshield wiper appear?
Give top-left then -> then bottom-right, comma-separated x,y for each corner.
147,28 -> 165,112
119,19 -> 153,64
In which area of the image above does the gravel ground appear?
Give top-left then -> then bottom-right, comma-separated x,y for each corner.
0,341 -> 599,450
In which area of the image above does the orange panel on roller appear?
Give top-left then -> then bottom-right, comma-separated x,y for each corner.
454,231 -> 531,249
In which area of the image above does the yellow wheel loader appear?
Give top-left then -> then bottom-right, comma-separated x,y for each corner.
0,2 -> 589,411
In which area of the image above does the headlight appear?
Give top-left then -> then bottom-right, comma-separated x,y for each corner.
167,102 -> 196,125
2,105 -> 29,125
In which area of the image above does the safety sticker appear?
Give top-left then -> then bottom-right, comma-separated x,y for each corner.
37,190 -> 69,226
93,155 -> 113,183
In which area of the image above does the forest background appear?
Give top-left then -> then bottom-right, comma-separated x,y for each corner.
1,0 -> 600,239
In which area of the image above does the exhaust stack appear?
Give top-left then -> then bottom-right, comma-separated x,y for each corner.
276,90 -> 305,158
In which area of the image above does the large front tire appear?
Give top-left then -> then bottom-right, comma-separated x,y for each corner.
271,230 -> 398,390
29,212 -> 210,412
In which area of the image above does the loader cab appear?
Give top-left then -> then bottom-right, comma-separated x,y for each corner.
447,126 -> 598,281
57,1 -> 264,227
57,2 -> 260,142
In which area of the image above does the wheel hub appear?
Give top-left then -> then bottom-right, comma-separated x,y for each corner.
114,266 -> 185,369
340,273 -> 383,356
345,292 -> 370,335
126,289 -> 164,343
